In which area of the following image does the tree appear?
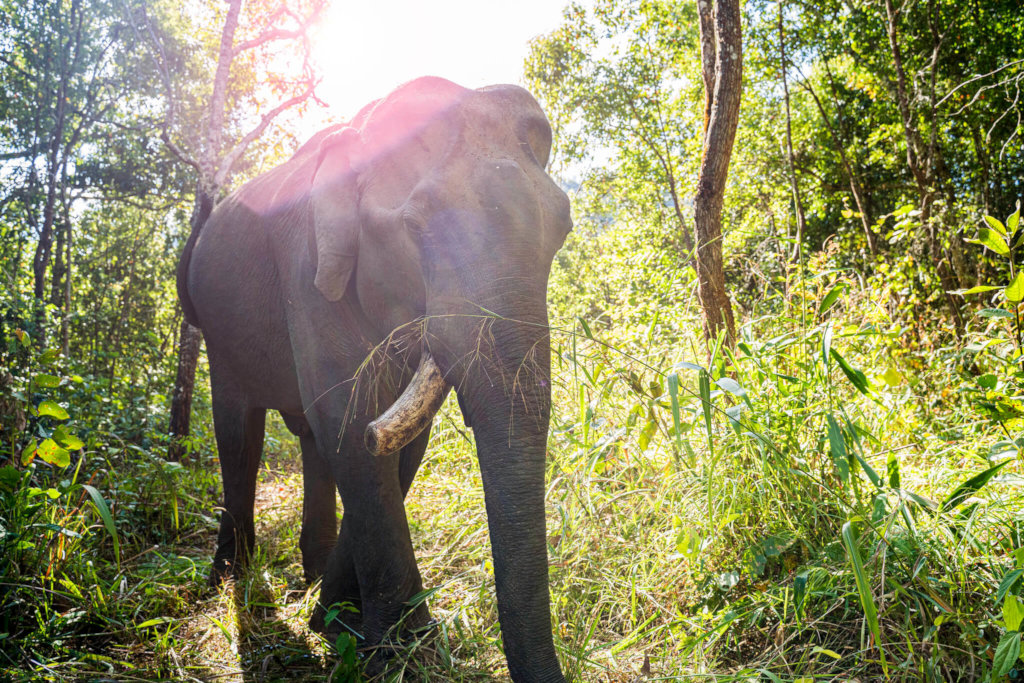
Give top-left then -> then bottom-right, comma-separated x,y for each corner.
134,0 -> 325,459
692,0 -> 740,345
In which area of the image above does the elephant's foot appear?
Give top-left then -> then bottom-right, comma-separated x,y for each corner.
208,535 -> 252,586
360,616 -> 441,679
310,599 -> 364,640
299,542 -> 335,584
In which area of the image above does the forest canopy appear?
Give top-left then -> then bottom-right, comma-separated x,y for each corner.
1,0 -> 1023,680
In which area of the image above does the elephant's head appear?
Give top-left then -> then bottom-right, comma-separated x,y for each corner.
309,77 -> 571,680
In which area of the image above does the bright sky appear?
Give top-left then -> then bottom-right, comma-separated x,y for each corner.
308,0 -> 570,123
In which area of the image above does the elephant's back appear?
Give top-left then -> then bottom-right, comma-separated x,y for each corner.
187,173 -> 307,409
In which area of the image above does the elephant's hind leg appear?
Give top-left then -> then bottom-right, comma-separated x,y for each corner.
299,432 -> 338,582
209,381 -> 266,585
280,412 -> 338,582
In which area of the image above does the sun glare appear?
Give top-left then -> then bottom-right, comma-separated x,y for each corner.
308,0 -> 567,127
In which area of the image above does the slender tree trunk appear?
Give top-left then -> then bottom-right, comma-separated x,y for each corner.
162,0 -> 322,458
694,0 -> 740,347
800,76 -> 878,255
166,0 -> 242,460
777,1 -> 806,263
883,0 -> 964,334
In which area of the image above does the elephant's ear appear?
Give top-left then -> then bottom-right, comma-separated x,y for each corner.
310,127 -> 361,301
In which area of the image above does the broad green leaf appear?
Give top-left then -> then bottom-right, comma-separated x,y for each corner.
882,367 -> 902,387
82,484 -> 120,566
38,348 -> 59,365
977,227 -> 1010,255
984,214 -> 1008,236
1010,208 -> 1021,233
37,400 -> 69,420
35,439 -> 70,468
941,459 -> 1012,511
53,425 -> 84,451
1007,272 -> 1024,303
20,439 -> 38,466
841,522 -> 887,672
1004,594 -> 1024,631
33,373 -> 60,388
993,631 -> 1021,677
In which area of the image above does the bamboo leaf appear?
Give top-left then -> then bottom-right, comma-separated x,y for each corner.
841,522 -> 886,672
822,321 -> 833,368
82,484 -> 120,567
819,283 -> 846,315
952,285 -> 1000,295
667,373 -> 682,457
830,349 -> 871,395
941,459 -> 1012,512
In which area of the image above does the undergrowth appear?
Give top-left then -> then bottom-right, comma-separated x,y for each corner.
1,206 -> 1022,681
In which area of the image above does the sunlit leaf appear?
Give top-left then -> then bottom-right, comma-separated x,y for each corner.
952,285 -> 1000,295
37,400 -> 69,420
984,214 -> 1008,236
34,373 -> 60,388
1004,594 -> 1024,631
1007,272 -> 1024,303
34,438 -> 70,468
976,227 -> 1009,255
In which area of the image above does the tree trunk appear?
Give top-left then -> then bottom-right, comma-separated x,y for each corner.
694,0 -> 741,347
168,320 -> 203,460
166,0 -> 241,460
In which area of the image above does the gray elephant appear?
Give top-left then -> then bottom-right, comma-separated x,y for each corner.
177,76 -> 572,681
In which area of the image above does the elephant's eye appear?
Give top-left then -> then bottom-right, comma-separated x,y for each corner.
402,214 -> 426,235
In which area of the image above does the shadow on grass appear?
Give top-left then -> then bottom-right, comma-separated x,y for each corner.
230,576 -> 331,683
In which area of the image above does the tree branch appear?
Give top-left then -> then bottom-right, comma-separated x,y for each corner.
213,79 -> 318,188
232,1 -> 324,55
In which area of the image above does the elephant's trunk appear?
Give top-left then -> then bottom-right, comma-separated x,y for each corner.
442,306 -> 564,682
364,353 -> 450,456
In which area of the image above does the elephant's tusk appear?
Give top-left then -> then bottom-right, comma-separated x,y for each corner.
365,353 -> 451,456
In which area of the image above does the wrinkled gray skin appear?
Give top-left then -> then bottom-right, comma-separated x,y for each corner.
179,77 -> 571,682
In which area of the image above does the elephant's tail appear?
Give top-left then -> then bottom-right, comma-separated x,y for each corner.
176,192 -> 214,329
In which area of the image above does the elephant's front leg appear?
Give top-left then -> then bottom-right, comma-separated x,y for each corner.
317,437 -> 430,647
312,430 -> 431,638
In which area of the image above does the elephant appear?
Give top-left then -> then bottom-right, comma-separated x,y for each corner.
177,76 -> 572,681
